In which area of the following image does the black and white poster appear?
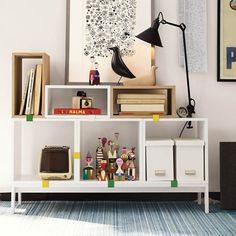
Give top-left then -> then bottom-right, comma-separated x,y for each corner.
66,0 -> 152,84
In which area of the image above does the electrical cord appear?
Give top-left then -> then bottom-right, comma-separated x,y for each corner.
179,121 -> 188,138
179,121 -> 193,138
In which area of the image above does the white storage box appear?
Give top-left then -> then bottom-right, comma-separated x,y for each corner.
175,139 -> 204,181
146,139 -> 174,181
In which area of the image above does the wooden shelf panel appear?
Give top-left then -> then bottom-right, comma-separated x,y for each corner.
12,52 -> 50,117
110,85 -> 176,118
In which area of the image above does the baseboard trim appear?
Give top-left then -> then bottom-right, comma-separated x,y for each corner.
0,192 -> 220,201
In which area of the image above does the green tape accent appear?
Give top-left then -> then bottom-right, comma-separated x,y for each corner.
171,180 -> 178,188
26,114 -> 33,122
108,180 -> 115,188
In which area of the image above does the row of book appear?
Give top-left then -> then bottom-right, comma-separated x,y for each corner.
19,64 -> 42,115
117,93 -> 167,116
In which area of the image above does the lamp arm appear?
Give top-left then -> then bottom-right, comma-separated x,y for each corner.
160,20 -> 195,117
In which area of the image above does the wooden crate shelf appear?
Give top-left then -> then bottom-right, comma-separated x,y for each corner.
110,86 -> 177,118
12,52 -> 50,118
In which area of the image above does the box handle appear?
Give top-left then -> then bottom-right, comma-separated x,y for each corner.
155,170 -> 166,176
185,170 -> 196,176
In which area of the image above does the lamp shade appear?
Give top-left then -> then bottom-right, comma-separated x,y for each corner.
136,27 -> 163,47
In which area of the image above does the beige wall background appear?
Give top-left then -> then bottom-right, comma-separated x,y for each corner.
1,0 -> 236,192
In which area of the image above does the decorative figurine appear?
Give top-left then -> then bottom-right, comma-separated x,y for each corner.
102,137 -> 108,160
126,147 -> 136,181
109,46 -> 135,85
72,91 -> 93,109
114,132 -> 120,152
114,158 -> 125,181
102,137 -> 107,148
83,152 -> 94,180
107,140 -> 117,180
89,56 -> 96,85
94,62 -> 100,85
72,90 -> 87,108
120,147 -> 128,178
99,159 -> 108,181
96,138 -> 104,180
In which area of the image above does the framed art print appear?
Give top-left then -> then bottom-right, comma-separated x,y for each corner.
65,0 -> 153,84
218,0 -> 236,82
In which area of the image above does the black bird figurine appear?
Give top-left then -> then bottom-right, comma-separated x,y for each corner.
109,47 -> 135,85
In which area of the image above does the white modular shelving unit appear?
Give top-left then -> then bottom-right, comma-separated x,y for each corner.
11,85 -> 209,214
45,85 -> 111,119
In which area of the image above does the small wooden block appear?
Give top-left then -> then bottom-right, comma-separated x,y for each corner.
74,152 -> 80,159
108,180 -> 115,188
83,170 -> 88,180
171,180 -> 178,188
153,114 -> 160,123
26,114 -> 33,122
42,180 -> 49,188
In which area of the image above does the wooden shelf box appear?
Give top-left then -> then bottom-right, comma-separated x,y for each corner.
12,52 -> 50,118
110,86 -> 176,118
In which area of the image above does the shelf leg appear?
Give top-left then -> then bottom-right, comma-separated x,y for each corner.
17,192 -> 22,205
11,187 -> 16,214
197,192 -> 202,205
204,188 -> 209,214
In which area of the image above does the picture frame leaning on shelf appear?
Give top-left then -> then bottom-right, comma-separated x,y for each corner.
65,0 -> 154,84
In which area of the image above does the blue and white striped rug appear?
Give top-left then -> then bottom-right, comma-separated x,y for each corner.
0,201 -> 236,236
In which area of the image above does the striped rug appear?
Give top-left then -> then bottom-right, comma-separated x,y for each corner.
0,201 -> 236,236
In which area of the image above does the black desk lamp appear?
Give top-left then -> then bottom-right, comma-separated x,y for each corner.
136,12 -> 196,126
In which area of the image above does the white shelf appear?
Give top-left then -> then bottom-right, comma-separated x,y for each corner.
45,85 -> 110,117
11,84 -> 209,213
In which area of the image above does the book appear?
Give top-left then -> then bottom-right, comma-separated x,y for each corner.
19,70 -> 31,115
53,108 -> 102,115
33,64 -> 42,115
117,99 -> 166,104
120,104 -> 165,112
25,68 -> 36,115
117,93 -> 166,99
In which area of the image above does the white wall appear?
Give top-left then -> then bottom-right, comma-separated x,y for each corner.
0,0 -> 66,191
0,0 -> 235,192
155,0 -> 236,192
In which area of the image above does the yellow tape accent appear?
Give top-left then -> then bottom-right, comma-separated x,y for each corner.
74,152 -> 81,159
42,180 -> 49,188
153,114 -> 160,123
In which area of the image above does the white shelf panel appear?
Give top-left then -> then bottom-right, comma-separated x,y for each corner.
145,118 -> 208,122
12,117 -> 208,122
45,115 -> 109,120
46,85 -> 111,89
13,175 -> 207,189
14,185 -> 206,193
14,175 -> 76,187
12,118 -> 77,122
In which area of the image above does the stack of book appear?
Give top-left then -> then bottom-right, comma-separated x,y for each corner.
117,93 -> 167,116
19,64 -> 43,116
